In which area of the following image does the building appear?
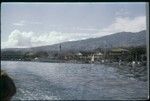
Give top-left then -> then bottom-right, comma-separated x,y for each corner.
75,52 -> 83,59
109,48 -> 129,61
93,52 -> 103,61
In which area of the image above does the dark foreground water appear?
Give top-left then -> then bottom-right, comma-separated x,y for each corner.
1,61 -> 148,100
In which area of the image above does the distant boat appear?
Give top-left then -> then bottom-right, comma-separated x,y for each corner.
91,55 -> 95,63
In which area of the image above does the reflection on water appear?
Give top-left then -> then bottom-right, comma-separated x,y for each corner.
1,61 -> 148,100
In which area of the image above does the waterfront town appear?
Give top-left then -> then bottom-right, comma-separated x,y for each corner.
1,45 -> 147,66
1,45 -> 146,62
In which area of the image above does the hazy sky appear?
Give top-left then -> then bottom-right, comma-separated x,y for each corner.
1,2 -> 146,48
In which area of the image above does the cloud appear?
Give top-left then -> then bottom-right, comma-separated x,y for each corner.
48,25 -> 99,32
1,30 -> 90,48
13,20 -> 41,26
115,8 -> 130,17
2,30 -> 34,48
13,20 -> 25,26
2,16 -> 146,49
73,27 -> 99,31
95,16 -> 146,37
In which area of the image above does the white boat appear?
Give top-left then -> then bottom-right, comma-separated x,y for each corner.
91,55 -> 95,63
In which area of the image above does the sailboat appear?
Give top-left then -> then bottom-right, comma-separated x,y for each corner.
91,55 -> 95,63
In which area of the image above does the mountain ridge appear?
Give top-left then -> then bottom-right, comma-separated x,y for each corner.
2,30 -> 146,53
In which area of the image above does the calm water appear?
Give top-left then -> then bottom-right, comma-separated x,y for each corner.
1,61 -> 148,100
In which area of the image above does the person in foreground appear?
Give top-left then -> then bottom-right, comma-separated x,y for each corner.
0,70 -> 16,101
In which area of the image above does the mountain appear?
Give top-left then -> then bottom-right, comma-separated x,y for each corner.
1,30 -> 146,53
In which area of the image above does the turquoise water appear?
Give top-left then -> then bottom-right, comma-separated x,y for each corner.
1,61 -> 148,100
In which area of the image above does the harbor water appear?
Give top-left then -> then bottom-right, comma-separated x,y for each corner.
1,61 -> 148,100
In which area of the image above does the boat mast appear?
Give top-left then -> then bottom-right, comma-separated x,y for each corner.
59,44 -> 61,52
59,44 -> 62,60
104,41 -> 107,62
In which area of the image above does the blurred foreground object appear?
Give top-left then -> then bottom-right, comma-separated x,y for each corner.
0,70 -> 16,101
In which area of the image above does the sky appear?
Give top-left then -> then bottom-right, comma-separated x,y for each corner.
1,2 -> 147,48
